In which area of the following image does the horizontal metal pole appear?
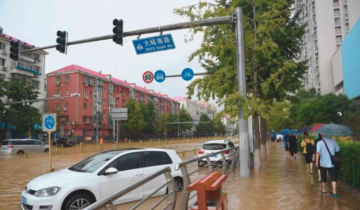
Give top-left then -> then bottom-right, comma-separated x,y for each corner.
167,72 -> 207,78
84,167 -> 172,210
167,122 -> 210,124
22,16 -> 233,53
4,94 -> 80,105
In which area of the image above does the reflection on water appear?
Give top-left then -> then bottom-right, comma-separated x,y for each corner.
0,141 -> 359,210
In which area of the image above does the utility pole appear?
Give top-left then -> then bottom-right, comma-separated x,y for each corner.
235,7 -> 250,178
96,111 -> 99,144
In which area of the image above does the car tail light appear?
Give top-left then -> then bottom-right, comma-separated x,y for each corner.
198,150 -> 205,154
223,150 -> 230,154
7,145 -> 14,148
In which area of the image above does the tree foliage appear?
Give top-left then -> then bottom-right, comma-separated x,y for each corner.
122,98 -> 145,137
195,113 -> 215,136
214,113 -> 227,135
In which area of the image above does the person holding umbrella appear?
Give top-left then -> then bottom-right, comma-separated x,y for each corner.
289,133 -> 298,159
301,132 -> 314,173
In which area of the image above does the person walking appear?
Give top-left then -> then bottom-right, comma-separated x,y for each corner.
99,137 -> 104,144
314,134 -> 323,181
316,137 -> 340,198
284,134 -> 290,158
301,132 -> 314,173
289,134 -> 298,159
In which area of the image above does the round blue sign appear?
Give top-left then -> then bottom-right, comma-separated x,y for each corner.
44,116 -> 55,130
181,68 -> 194,81
154,70 -> 166,83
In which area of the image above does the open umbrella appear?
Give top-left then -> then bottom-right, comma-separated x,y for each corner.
298,126 -> 312,133
278,129 -> 291,135
314,123 -> 354,137
309,124 -> 325,132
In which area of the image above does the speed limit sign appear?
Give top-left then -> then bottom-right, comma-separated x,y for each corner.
143,71 -> 154,84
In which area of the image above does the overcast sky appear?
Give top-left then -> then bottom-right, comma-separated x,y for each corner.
0,0 -> 222,110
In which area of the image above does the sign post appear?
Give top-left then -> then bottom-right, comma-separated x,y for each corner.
42,113 -> 57,172
111,108 -> 128,141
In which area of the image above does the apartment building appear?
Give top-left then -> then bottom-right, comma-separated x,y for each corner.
0,28 -> 47,108
294,0 -> 360,94
46,65 -> 180,141
173,96 -> 217,121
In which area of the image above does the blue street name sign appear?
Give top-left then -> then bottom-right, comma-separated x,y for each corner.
182,68 -> 194,81
133,34 -> 176,55
154,70 -> 166,83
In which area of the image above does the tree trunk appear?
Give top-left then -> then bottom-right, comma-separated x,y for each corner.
253,113 -> 261,170
252,0 -> 261,170
260,117 -> 267,159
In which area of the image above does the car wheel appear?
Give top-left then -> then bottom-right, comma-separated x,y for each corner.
44,149 -> 49,153
63,193 -> 94,210
17,150 -> 24,155
174,177 -> 183,192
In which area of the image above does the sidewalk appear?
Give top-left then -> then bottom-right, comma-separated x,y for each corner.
224,143 -> 360,210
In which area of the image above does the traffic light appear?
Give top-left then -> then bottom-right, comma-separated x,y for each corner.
10,40 -> 20,61
113,19 -> 123,45
56,31 -> 68,54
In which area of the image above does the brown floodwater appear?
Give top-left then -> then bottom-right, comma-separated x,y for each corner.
1,140 -> 359,210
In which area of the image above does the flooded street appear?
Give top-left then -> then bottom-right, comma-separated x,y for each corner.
0,140 -> 359,210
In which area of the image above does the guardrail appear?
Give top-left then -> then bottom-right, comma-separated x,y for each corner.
83,167 -> 177,210
176,146 -> 239,210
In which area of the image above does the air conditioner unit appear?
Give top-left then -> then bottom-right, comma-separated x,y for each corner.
63,107 -> 67,111
85,96 -> 89,100
1,50 -> 7,55
85,83 -> 88,86
56,81 -> 60,86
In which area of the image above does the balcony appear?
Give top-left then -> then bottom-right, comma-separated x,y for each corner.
16,63 -> 42,76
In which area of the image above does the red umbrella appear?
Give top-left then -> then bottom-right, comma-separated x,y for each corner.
310,124 -> 326,132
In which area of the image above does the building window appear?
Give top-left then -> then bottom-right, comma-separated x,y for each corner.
0,58 -> 5,66
83,90 -> 87,97
65,103 -> 69,109
333,0 -> 339,8
103,101 -> 106,105
335,26 -> 341,34
56,76 -> 61,84
66,89 -> 69,96
336,36 -> 342,44
0,74 -> 5,79
57,90 -> 60,96
56,103 -> 60,111
32,80 -> 40,89
83,103 -> 87,110
0,42 -> 6,50
334,9 -> 340,17
65,76 -> 69,83
90,91 -> 92,97
334,18 -> 341,25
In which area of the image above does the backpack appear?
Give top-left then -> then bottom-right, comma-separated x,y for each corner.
306,140 -> 314,154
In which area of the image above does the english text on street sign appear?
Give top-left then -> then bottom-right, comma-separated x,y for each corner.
132,34 -> 175,55
182,68 -> 194,81
42,113 -> 57,132
154,70 -> 166,83
111,108 -> 128,120
143,71 -> 154,84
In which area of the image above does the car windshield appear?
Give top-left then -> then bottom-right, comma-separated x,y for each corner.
69,153 -> 117,173
202,143 -> 226,150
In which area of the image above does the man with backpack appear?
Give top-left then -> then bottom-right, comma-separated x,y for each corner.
301,132 -> 314,173
315,136 -> 340,198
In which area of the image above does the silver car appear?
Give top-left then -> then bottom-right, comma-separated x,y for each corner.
0,139 -> 49,155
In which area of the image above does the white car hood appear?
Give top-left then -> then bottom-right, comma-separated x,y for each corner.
27,169 -> 92,190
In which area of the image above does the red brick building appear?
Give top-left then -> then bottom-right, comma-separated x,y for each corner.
46,64 -> 180,141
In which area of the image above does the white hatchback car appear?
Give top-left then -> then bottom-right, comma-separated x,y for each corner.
1,139 -> 49,155
197,139 -> 236,167
21,148 -> 183,210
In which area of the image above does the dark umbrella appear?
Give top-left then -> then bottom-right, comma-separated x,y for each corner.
298,126 -> 312,133
278,129 -> 291,135
314,123 -> 354,137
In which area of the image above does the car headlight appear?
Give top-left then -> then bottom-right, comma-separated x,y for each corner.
34,187 -> 61,197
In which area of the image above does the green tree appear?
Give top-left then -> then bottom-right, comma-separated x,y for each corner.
214,113 -> 226,136
344,101 -> 360,140
175,0 -> 307,169
122,98 -> 145,138
178,107 -> 193,133
3,79 -> 41,137
195,114 -> 215,136
141,100 -> 157,135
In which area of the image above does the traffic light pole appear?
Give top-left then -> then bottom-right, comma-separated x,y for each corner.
20,8 -> 250,179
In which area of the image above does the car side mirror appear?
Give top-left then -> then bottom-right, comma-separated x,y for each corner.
104,167 -> 118,175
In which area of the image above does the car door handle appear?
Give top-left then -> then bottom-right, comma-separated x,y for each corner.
135,173 -> 143,177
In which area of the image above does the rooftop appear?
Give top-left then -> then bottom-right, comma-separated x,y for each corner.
47,64 -> 179,103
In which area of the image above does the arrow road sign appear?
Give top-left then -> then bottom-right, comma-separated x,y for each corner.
42,113 -> 57,132
143,71 -> 154,84
132,34 -> 176,55
181,68 -> 194,81
154,70 -> 166,83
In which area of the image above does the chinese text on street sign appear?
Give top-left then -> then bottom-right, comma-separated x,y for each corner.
154,70 -> 166,83
182,68 -> 194,81
42,113 -> 57,132
143,71 -> 154,84
133,34 -> 176,55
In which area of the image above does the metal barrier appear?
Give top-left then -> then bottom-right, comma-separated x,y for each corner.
84,167 -> 177,210
175,146 -> 239,210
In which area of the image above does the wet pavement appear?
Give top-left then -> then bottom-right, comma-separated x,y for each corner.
0,140 -> 359,210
